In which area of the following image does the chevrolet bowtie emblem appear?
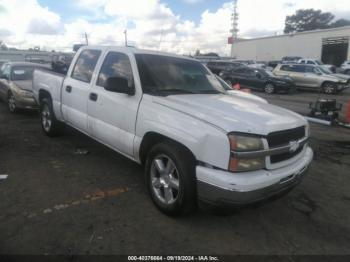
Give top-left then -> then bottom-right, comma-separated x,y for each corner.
289,141 -> 299,153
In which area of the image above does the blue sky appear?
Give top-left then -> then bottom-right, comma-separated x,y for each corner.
37,0 -> 228,25
1,0 -> 350,54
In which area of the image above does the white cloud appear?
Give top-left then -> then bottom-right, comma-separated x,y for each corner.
1,0 -> 350,54
181,0 -> 204,4
237,0 -> 350,38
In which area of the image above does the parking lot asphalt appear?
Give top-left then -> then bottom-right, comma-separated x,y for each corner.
0,92 -> 350,255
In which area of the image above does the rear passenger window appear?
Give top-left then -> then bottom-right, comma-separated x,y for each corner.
281,65 -> 291,71
292,65 -> 303,72
71,49 -> 101,83
97,52 -> 134,89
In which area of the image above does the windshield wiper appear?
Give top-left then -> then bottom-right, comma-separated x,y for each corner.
197,90 -> 222,94
156,89 -> 195,95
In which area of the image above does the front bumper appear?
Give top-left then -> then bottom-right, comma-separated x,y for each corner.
337,84 -> 349,91
13,94 -> 38,110
197,147 -> 313,206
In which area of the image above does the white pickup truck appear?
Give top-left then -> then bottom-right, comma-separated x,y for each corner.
33,46 -> 313,215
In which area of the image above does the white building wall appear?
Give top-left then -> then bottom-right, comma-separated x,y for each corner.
232,26 -> 350,61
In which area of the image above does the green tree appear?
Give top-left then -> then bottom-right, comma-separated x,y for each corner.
284,9 -> 334,33
330,18 -> 350,28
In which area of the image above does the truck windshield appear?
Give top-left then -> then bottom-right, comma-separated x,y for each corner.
135,54 -> 225,96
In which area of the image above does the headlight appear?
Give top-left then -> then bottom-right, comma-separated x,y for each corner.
305,123 -> 310,138
19,89 -> 33,97
228,134 -> 265,172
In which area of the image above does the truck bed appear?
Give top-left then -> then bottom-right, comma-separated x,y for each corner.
33,68 -> 65,121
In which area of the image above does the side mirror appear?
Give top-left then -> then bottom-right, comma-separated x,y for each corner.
105,77 -> 135,95
255,73 -> 262,79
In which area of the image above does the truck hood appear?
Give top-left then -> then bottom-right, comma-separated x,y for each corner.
13,80 -> 33,91
153,94 -> 306,135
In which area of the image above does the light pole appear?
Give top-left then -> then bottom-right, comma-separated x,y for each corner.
124,30 -> 128,47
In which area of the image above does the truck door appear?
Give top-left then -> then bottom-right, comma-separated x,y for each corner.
62,49 -> 102,134
87,51 -> 141,157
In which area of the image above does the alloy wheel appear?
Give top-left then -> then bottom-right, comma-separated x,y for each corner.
150,154 -> 180,205
8,94 -> 16,112
41,104 -> 52,132
265,83 -> 275,94
324,84 -> 335,94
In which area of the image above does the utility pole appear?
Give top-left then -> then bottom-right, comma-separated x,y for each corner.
158,29 -> 164,50
84,32 -> 89,45
230,0 -> 239,57
124,30 -> 128,47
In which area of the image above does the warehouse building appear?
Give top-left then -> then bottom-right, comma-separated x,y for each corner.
231,26 -> 350,66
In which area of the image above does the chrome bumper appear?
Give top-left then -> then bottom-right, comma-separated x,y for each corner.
15,96 -> 38,110
197,147 -> 313,206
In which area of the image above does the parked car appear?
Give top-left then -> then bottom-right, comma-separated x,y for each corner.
220,67 -> 295,94
215,75 -> 268,104
33,46 -> 313,216
273,64 -> 349,94
206,60 -> 242,75
0,62 -> 49,112
298,59 -> 335,73
233,60 -> 271,70
340,61 -> 350,75
267,60 -> 281,69
317,66 -> 350,83
282,56 -> 302,63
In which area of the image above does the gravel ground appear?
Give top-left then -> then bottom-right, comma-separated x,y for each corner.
0,95 -> 350,255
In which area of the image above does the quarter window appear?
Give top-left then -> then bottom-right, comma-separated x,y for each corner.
281,65 -> 292,71
97,52 -> 134,89
71,49 -> 101,83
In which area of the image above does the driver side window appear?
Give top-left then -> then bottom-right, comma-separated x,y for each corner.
97,52 -> 134,89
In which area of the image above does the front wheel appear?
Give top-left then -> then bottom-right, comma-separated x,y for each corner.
40,98 -> 64,137
264,83 -> 275,94
145,142 -> 196,216
8,92 -> 17,113
322,82 -> 337,94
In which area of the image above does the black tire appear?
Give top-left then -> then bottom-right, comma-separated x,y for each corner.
264,82 -> 275,94
322,82 -> 337,94
8,92 -> 18,113
40,97 -> 64,137
145,142 -> 197,216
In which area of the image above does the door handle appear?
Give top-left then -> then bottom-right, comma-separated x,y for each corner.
66,85 -> 72,93
89,92 -> 98,102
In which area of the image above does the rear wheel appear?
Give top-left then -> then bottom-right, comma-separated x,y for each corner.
264,83 -> 275,94
40,98 -> 64,137
8,92 -> 17,113
322,82 -> 337,94
145,142 -> 196,216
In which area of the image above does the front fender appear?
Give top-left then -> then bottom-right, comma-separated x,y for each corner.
135,98 -> 231,170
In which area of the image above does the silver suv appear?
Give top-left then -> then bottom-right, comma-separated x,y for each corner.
273,64 -> 349,94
